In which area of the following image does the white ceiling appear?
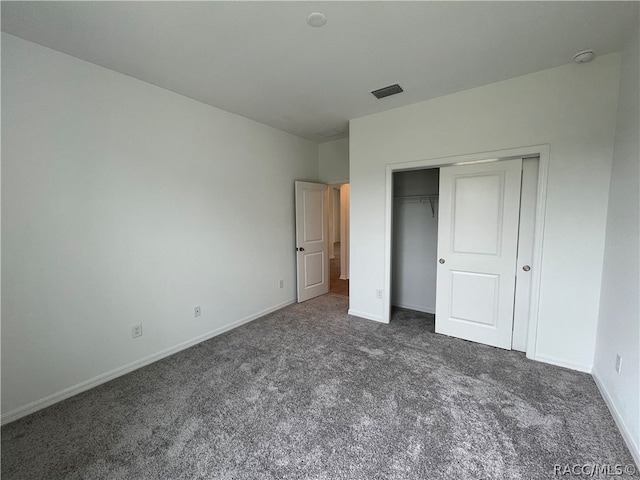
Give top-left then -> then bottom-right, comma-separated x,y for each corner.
2,1 -> 638,143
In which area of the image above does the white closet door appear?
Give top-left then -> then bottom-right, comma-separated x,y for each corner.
435,158 -> 522,349
512,158 -> 539,351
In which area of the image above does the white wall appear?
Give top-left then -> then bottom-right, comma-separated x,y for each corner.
593,26 -> 639,463
392,169 -> 439,313
318,138 -> 349,184
1,34 -> 318,420
350,53 -> 621,371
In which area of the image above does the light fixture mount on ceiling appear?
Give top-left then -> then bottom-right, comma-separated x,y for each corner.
573,49 -> 595,64
317,128 -> 342,139
306,12 -> 327,27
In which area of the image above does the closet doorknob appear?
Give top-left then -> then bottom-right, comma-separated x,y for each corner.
439,258 -> 445,264
522,265 -> 531,272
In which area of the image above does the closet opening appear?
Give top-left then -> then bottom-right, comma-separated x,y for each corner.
384,146 -> 549,358
386,153 -> 543,354
391,168 -> 439,323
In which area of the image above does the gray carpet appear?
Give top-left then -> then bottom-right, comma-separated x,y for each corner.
2,294 -> 636,479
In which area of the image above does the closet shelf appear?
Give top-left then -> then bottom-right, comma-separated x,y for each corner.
393,194 -> 439,199
393,194 -> 439,217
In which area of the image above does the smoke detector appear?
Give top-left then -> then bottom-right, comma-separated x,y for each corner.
573,49 -> 595,64
306,12 -> 327,27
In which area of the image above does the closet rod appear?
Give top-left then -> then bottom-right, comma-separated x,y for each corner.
393,194 -> 439,199
393,194 -> 438,217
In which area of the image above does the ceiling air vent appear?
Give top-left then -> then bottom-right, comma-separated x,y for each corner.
371,84 -> 403,99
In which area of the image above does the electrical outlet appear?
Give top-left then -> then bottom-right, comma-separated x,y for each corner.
131,323 -> 143,339
194,306 -> 201,318
615,354 -> 622,374
279,280 -> 284,289
376,289 -> 383,299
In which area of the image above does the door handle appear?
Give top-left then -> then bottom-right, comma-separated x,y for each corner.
522,265 -> 531,272
439,258 -> 445,264
296,247 -> 305,252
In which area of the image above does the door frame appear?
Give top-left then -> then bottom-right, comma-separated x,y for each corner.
327,185 -> 340,260
383,145 -> 550,360
327,182 -> 350,282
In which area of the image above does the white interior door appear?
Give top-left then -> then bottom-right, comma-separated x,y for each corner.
435,158 -> 523,349
295,181 -> 329,303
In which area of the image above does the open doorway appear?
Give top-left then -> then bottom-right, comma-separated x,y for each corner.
328,183 -> 349,296
295,181 -> 349,303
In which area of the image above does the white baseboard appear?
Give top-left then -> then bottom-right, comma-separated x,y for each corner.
391,302 -> 435,314
592,368 -> 640,467
530,353 -> 592,373
1,299 -> 296,426
348,309 -> 387,324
